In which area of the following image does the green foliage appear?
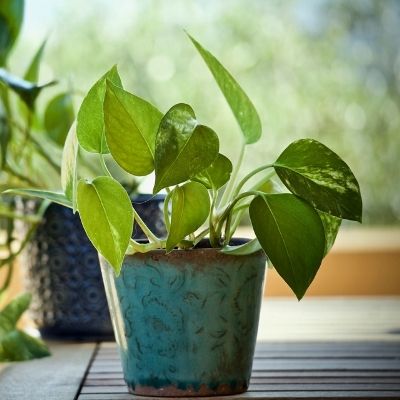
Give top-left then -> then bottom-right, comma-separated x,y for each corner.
192,153 -> 232,190
0,68 -> 56,109
104,80 -> 162,175
44,93 -> 74,146
77,176 -> 133,274
77,65 -> 121,153
153,103 -> 219,193
0,0 -> 24,66
61,123 -> 78,206
274,139 -> 362,222
250,194 -> 325,300
0,293 -> 50,361
188,34 -> 262,144
16,33 -> 363,298
24,40 -> 46,83
166,181 -> 210,252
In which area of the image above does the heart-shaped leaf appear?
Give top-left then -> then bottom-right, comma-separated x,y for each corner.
319,211 -> 341,256
154,103 -> 219,193
192,153 -> 232,190
104,81 -> 162,176
166,181 -> 210,252
0,68 -> 56,109
77,65 -> 121,153
250,193 -> 325,300
77,176 -> 133,274
24,39 -> 46,83
0,293 -> 31,331
44,93 -> 74,146
61,122 -> 78,209
188,34 -> 262,144
0,0 -> 24,65
273,139 -> 362,222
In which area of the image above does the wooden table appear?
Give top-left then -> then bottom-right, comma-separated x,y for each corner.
1,298 -> 400,399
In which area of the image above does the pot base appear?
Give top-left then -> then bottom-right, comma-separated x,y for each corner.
128,382 -> 248,397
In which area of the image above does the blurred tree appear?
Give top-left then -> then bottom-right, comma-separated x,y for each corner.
12,0 -> 400,224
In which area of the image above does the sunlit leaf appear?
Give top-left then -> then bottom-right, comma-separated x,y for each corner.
0,0 -> 24,66
250,193 -> 325,300
44,93 -> 74,146
166,181 -> 210,252
274,139 -> 362,222
192,153 -> 232,190
77,65 -> 121,153
188,34 -> 262,144
104,81 -> 162,175
77,176 -> 133,274
154,103 -> 219,193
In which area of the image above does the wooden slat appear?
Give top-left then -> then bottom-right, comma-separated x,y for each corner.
77,341 -> 400,399
0,343 -> 95,400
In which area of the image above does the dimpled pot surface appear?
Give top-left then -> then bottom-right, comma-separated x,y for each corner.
100,242 -> 266,397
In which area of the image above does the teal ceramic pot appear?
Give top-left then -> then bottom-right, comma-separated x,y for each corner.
100,239 -> 267,397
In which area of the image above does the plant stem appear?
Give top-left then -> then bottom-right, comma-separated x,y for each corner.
132,208 -> 159,243
193,227 -> 210,245
232,164 -> 274,199
218,141 -> 246,209
163,189 -> 173,232
99,154 -> 112,177
127,238 -> 166,254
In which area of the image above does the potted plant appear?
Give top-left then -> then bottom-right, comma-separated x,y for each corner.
0,0 -> 166,342
8,33 -> 362,396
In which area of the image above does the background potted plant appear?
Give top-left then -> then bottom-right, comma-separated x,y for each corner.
0,0 -> 165,343
8,33 -> 362,396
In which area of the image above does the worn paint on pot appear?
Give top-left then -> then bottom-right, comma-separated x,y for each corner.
100,240 -> 267,397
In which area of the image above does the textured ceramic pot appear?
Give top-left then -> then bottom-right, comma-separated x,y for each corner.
17,194 -> 165,339
100,239 -> 267,397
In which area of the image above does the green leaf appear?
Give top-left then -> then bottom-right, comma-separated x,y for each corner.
166,181 -> 210,252
192,153 -> 232,190
0,114 -> 11,168
249,193 -> 325,300
0,293 -> 50,362
24,39 -> 46,83
0,0 -> 24,66
188,34 -> 261,144
0,331 -> 50,362
104,81 -> 162,176
77,65 -> 122,154
274,139 -> 362,222
3,189 -> 72,209
61,122 -> 78,210
77,176 -> 133,274
44,93 -> 74,146
154,103 -> 219,193
319,211 -> 341,256
0,68 -> 56,109
0,293 -> 30,331
222,238 -> 262,255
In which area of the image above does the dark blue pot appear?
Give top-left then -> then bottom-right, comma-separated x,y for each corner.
100,239 -> 266,396
19,194 -> 166,340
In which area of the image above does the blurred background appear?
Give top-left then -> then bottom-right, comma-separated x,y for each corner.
11,0 -> 400,225
1,0 -> 399,308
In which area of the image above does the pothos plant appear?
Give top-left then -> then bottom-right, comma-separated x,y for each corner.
8,34 -> 362,300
